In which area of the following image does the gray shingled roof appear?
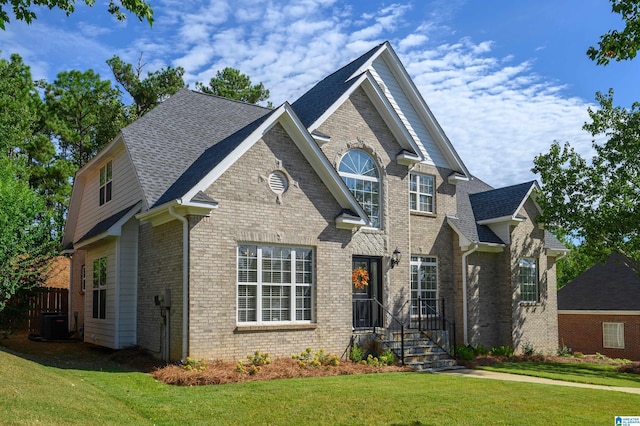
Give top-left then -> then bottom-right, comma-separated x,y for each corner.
291,42 -> 384,127
469,181 -> 537,222
77,203 -> 139,243
453,177 -> 565,250
558,252 -> 640,311
122,89 -> 271,208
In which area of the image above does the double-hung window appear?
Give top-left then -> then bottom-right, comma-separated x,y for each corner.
603,322 -> 624,349
92,257 -> 107,319
410,256 -> 438,316
409,174 -> 434,213
519,258 -> 538,303
237,245 -> 313,324
81,264 -> 86,293
99,161 -> 112,206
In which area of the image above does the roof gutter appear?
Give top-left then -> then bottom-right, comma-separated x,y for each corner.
168,206 -> 189,361
462,244 -> 479,345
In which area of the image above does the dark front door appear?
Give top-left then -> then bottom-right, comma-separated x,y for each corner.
352,256 -> 383,329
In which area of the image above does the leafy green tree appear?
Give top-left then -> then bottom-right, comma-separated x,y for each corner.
0,53 -> 40,156
533,92 -> 640,261
0,0 -> 153,30
0,157 -> 56,316
587,0 -> 640,65
107,54 -> 185,118
196,67 -> 271,105
41,69 -> 127,168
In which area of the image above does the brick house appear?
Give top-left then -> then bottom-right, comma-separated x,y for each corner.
558,252 -> 640,360
62,42 -> 566,363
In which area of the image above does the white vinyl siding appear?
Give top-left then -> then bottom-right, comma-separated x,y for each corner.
371,56 -> 448,167
603,322 -> 624,349
117,218 -> 138,348
85,242 -> 116,348
237,245 -> 313,324
74,145 -> 144,243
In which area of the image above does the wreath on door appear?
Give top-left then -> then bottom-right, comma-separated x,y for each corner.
352,267 -> 370,289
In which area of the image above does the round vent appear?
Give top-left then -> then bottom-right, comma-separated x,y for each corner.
268,171 -> 288,195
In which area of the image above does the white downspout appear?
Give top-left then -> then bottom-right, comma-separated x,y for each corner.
169,206 -> 189,361
461,244 -> 479,345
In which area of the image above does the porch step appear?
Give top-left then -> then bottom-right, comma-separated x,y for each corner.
384,330 -> 457,372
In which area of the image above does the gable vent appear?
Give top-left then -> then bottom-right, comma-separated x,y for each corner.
268,171 -> 288,195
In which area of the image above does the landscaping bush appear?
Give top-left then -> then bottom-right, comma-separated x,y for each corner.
490,345 -> 514,358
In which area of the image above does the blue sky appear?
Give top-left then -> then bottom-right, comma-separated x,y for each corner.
2,0 -> 638,187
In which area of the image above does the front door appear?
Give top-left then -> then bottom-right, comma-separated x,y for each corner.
352,256 -> 382,329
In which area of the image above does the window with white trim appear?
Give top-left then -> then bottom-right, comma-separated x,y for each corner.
519,258 -> 538,303
99,161 -> 112,206
409,174 -> 434,213
92,257 -> 107,319
237,245 -> 313,324
338,150 -> 380,228
603,322 -> 624,349
410,256 -> 438,316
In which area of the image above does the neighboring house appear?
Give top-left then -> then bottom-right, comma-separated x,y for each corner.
558,252 -> 640,360
62,41 -> 566,362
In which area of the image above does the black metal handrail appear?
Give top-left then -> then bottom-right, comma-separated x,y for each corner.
409,297 -> 456,359
352,298 -> 405,364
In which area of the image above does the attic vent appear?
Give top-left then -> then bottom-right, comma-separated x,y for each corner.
268,171 -> 288,195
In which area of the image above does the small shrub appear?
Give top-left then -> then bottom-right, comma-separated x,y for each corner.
181,357 -> 207,372
474,344 -> 489,356
292,348 -> 339,368
349,344 -> 364,363
573,351 -> 584,358
595,352 -> 607,360
379,349 -> 396,366
490,345 -> 514,358
520,341 -> 535,356
455,344 -> 476,361
557,344 -> 572,357
247,350 -> 271,366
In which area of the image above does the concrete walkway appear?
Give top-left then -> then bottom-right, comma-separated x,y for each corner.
436,368 -> 640,395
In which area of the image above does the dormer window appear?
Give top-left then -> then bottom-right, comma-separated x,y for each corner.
99,161 -> 112,206
338,150 -> 380,228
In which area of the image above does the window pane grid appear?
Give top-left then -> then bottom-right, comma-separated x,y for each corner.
339,150 -> 380,228
237,246 -> 313,324
410,256 -> 438,316
409,174 -> 434,213
519,258 -> 538,303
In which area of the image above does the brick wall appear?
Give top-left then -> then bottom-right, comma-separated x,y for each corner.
559,313 -> 640,361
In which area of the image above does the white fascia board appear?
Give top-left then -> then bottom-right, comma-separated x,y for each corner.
477,215 -> 522,225
176,103 -> 369,225
547,248 -> 570,257
360,73 -> 424,156
347,42 -> 388,81
379,46 -> 471,179
514,182 -> 542,218
75,202 -> 142,249
448,173 -> 469,185
396,151 -> 421,166
446,216 -> 472,248
136,199 -> 216,227
278,104 -> 369,222
307,76 -> 366,133
335,214 -> 367,230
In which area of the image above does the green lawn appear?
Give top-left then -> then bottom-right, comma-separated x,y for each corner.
480,360 -> 640,388
1,349 -> 639,425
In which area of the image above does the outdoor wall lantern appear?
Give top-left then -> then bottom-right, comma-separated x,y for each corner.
390,247 -> 402,268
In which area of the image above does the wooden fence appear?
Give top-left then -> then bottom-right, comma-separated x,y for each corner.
26,287 -> 69,334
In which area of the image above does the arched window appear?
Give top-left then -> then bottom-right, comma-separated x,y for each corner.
338,150 -> 380,228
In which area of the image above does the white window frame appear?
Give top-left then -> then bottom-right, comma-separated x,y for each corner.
99,160 -> 112,206
603,322 -> 625,349
237,244 -> 314,325
519,258 -> 538,303
338,150 -> 381,228
409,173 -> 435,214
92,257 -> 107,319
80,264 -> 86,293
410,255 -> 438,317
